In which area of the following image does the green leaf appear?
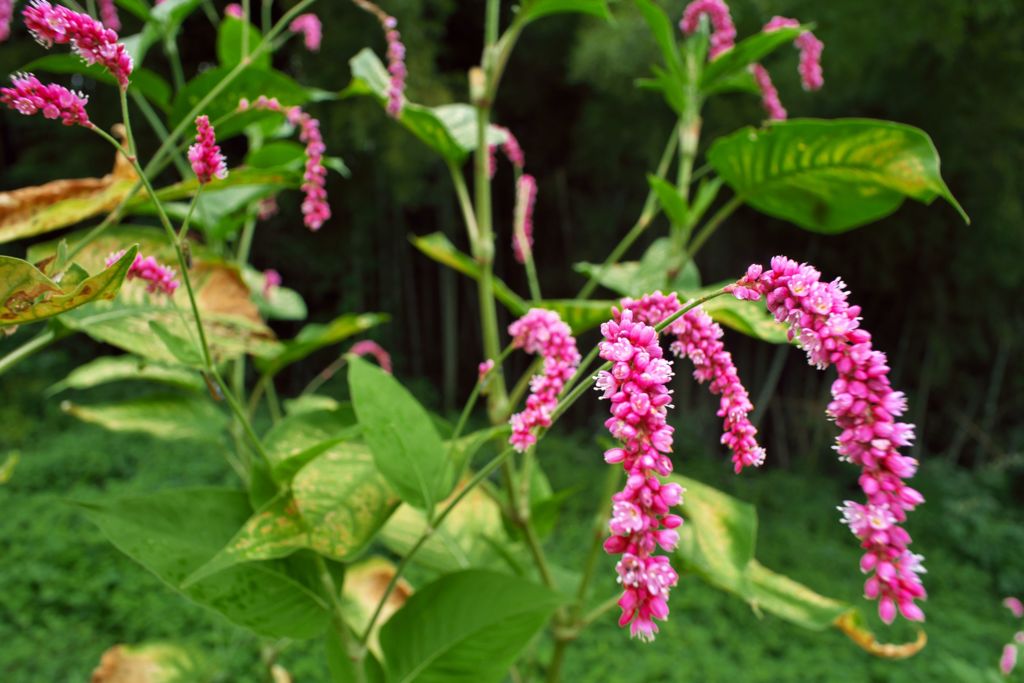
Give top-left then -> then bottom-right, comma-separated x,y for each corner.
246,141 -> 306,168
255,313 -> 388,377
78,487 -> 330,639
349,356 -> 449,510
671,474 -> 757,598
344,50 -> 508,164
262,404 -> 359,479
149,320 -> 204,367
410,232 -> 528,314
47,355 -> 205,395
707,118 -> 969,232
241,266 -> 308,321
746,560 -> 849,630
572,237 -> 699,298
516,0 -> 611,24
0,451 -> 19,485
186,444 -> 398,583
22,54 -> 173,111
0,247 -> 136,327
61,395 -> 228,442
536,299 -> 614,335
379,570 -> 563,683
218,17 -> 270,68
700,26 -> 807,91
648,175 -> 689,226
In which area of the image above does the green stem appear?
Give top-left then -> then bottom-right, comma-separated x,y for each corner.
685,195 -> 742,259
264,376 -> 283,424
578,593 -> 620,627
576,126 -> 680,299
315,555 -> 368,683
236,211 -> 258,264
447,162 -> 481,248
501,458 -> 555,589
0,327 -> 64,377
546,637 -> 570,683
448,342 -> 515,448
523,254 -> 542,302
130,90 -> 190,177
242,0 -> 251,57
165,36 -> 186,92
177,188 -> 203,243
572,465 -> 621,614
262,0 -> 273,33
300,354 -> 346,397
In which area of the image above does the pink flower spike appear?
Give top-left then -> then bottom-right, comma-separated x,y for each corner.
289,13 -> 322,52
383,16 -> 406,118
187,115 -> 228,184
1001,644 -> 1018,676
763,16 -> 824,92
750,64 -> 787,121
23,0 -> 133,88
507,309 -> 581,452
0,73 -> 90,127
98,0 -> 119,30
679,0 -> 736,59
512,174 -> 537,264
1005,597 -> 1024,619
349,340 -> 393,374
106,250 -> 180,296
494,125 -> 525,169
598,307 -> 681,641
1,0 -> 14,42
262,269 -> 282,298
733,256 -> 926,623
225,3 -> 243,19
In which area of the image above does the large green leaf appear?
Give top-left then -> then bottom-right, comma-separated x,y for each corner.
0,248 -> 135,327
78,488 -> 330,639
746,560 -> 848,630
378,570 -> 563,683
672,474 -> 757,598
255,313 -> 388,376
186,444 -> 398,583
262,404 -> 359,479
515,0 -> 611,25
349,356 -> 449,511
47,355 -> 204,395
633,0 -> 686,110
700,26 -> 807,91
218,16 -> 270,69
572,237 -> 700,298
344,49 -> 507,164
707,118 -> 969,232
62,395 -> 228,442
410,232 -> 527,314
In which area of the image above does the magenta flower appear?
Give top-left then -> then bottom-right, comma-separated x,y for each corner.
478,359 -> 495,381
679,0 -> 736,59
98,0 -> 119,30
1006,597 -> 1024,619
187,115 -> 227,184
241,97 -> 331,231
0,73 -> 90,126
620,291 -> 764,473
750,64 -> 787,121
289,13 -> 322,52
763,16 -> 824,92
225,3 -> 243,19
488,126 -> 526,178
512,174 -> 537,264
597,308 -> 681,641
507,309 -> 581,452
731,257 -> 926,624
1002,644 -> 1018,676
106,250 -> 180,296
349,340 -> 393,374
23,0 -> 133,88
262,269 -> 282,297
1,0 -> 13,43
382,15 -> 406,118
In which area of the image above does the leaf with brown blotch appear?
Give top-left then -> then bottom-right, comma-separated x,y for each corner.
341,556 -> 413,656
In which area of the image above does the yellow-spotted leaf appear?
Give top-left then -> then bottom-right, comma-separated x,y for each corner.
340,557 -> 413,658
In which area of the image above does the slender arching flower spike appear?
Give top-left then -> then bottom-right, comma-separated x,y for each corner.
750,64 -> 787,121
23,0 -> 133,88
512,174 -> 537,264
763,16 -> 824,92
598,307 -> 682,642
289,13 -> 322,52
731,257 -> 926,624
1,0 -> 13,42
1006,597 -> 1024,619
98,0 -> 119,30
507,309 -> 580,452
349,340 -> 393,374
679,0 -> 736,59
106,250 -> 180,296
620,291 -> 764,472
188,115 -> 228,184
0,73 -> 90,126
352,0 -> 406,117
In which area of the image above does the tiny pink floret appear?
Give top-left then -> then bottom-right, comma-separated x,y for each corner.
23,0 -> 133,88
106,250 -> 180,296
507,309 -> 581,452
262,269 -> 282,298
349,340 -> 393,374
679,0 -> 736,59
0,73 -> 90,126
290,13 -> 322,52
188,115 -> 228,184
732,256 -> 926,624
225,3 -> 243,19
1,0 -> 14,42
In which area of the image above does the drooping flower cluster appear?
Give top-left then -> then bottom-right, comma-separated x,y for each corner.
731,256 -> 926,624
98,0 -> 119,31
0,72 -> 90,126
488,125 -> 525,177
23,0 -> 133,87
106,250 -> 180,296
620,291 -> 764,473
1,0 -> 13,43
349,340 -> 393,374
239,96 -> 330,230
289,13 -> 322,52
597,308 -> 682,642
750,64 -> 786,121
763,16 -> 824,92
261,269 -> 282,297
512,174 -> 537,264
678,0 -> 736,59
507,309 -> 581,452
187,115 -> 227,184
382,16 -> 406,117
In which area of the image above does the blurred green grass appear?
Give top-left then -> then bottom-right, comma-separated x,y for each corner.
0,382 -> 1020,681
